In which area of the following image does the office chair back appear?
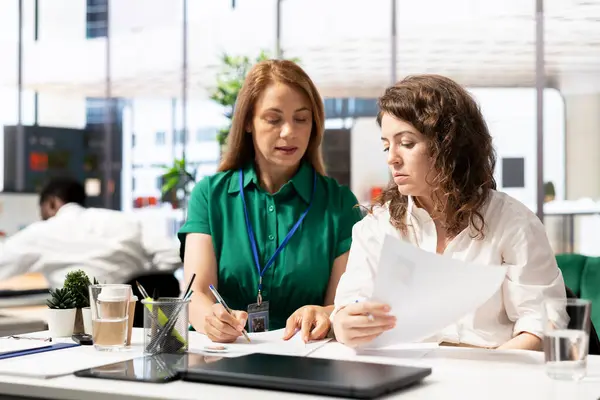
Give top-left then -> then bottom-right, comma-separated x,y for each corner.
565,285 -> 600,355
126,272 -> 181,328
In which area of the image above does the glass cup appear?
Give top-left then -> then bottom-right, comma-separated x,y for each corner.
543,297 -> 591,380
89,284 -> 131,351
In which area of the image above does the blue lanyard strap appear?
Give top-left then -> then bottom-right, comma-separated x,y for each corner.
239,167 -> 317,302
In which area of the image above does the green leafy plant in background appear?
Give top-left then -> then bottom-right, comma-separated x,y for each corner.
46,288 -> 76,309
210,50 -> 300,148
544,181 -> 556,202
63,270 -> 92,308
160,158 -> 197,209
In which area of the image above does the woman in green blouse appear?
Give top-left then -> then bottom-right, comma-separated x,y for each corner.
179,59 -> 363,343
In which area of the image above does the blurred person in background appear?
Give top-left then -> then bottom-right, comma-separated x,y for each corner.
332,74 -> 566,350
179,59 -> 363,343
0,177 -> 181,288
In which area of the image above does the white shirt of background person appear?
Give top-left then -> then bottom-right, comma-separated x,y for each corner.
0,203 -> 181,288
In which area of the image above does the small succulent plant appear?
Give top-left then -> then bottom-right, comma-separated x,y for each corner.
46,288 -> 76,310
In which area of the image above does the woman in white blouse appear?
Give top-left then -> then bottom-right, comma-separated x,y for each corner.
332,74 -> 567,350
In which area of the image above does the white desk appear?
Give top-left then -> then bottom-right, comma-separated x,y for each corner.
0,329 -> 599,400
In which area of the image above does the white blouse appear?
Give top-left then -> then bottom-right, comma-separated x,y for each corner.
334,190 -> 567,348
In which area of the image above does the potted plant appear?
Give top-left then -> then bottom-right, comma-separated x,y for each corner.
46,288 -> 77,337
63,270 -> 92,334
210,50 -> 298,151
81,277 -> 99,335
544,181 -> 556,203
160,158 -> 197,210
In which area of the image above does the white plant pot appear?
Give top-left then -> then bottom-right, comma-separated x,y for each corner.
46,308 -> 76,337
82,307 -> 93,335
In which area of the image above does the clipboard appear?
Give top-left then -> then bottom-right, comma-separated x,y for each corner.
0,342 -> 79,360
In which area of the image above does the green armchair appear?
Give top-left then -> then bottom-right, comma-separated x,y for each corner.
555,253 -> 600,330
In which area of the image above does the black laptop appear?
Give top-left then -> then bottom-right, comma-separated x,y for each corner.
179,353 -> 431,399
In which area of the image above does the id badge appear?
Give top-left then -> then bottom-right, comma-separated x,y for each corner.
247,301 -> 269,333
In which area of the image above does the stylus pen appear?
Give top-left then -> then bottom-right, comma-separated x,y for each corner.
208,284 -> 251,343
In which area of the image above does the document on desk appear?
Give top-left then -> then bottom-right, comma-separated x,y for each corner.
0,338 -> 50,354
0,343 -> 133,378
365,234 -> 507,349
191,329 -> 331,358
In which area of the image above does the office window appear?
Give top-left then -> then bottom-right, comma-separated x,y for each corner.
196,128 -> 217,142
324,99 -> 345,118
86,0 -> 108,38
175,129 -> 187,144
85,98 -> 122,124
353,98 -> 378,117
155,131 -> 166,146
324,98 -> 378,118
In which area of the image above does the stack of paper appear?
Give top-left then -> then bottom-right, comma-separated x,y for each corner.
364,234 -> 507,349
190,329 -> 330,358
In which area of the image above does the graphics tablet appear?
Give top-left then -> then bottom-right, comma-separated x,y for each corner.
179,353 -> 432,399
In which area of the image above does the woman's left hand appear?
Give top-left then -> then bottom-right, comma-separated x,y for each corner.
283,306 -> 331,342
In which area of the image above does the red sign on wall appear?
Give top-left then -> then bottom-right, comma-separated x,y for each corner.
29,152 -> 48,171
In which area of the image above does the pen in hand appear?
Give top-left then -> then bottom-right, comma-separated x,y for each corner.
208,284 -> 251,343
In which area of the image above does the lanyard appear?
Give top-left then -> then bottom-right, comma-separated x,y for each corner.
239,167 -> 317,305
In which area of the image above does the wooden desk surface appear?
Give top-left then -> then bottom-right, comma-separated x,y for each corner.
0,273 -> 48,291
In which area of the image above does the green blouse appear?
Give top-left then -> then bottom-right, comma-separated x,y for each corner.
178,161 -> 363,330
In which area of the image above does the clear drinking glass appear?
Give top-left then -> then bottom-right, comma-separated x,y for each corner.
89,284 -> 131,351
543,298 -> 591,380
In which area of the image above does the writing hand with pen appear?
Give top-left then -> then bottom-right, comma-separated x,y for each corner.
283,305 -> 331,343
204,303 -> 248,343
206,284 -> 250,343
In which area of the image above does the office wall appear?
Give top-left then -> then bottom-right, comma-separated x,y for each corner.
565,93 -> 600,200
37,0 -> 87,129
475,88 -> 565,208
563,93 -> 600,255
38,0 -> 86,40
350,118 -> 389,203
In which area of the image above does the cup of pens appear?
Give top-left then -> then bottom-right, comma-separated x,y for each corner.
139,275 -> 194,355
141,297 -> 191,355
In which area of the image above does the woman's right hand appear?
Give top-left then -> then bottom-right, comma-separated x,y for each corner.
204,303 -> 248,343
333,301 -> 396,348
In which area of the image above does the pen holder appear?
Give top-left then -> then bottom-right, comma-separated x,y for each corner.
141,297 -> 190,355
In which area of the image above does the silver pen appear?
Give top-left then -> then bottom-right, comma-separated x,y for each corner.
208,284 -> 251,343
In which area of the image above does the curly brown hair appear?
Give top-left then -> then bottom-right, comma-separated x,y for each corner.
374,74 -> 497,239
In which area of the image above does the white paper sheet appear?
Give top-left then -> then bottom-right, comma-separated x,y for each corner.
0,346 -> 136,378
189,329 -> 330,357
366,234 -> 507,349
0,338 -> 50,354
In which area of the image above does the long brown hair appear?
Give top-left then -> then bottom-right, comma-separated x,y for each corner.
374,74 -> 497,239
218,59 -> 326,175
